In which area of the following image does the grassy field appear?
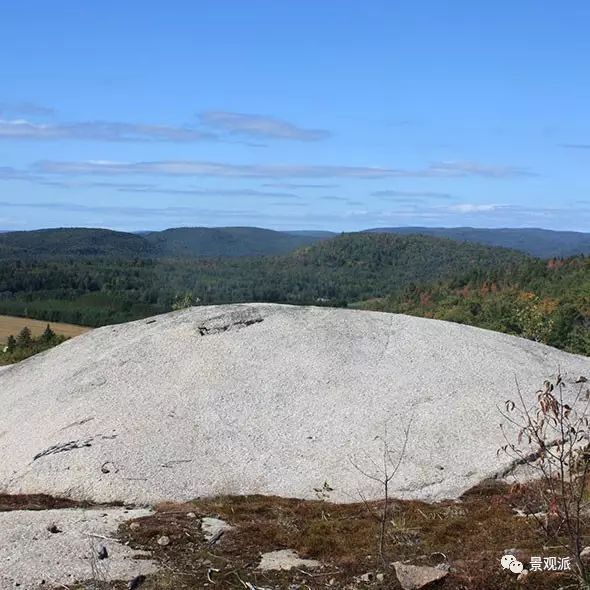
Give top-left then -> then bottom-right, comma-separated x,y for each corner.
0,315 -> 91,343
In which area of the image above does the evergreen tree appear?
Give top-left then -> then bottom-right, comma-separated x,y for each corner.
41,324 -> 56,343
16,326 -> 32,349
6,335 -> 16,353
172,292 -> 196,310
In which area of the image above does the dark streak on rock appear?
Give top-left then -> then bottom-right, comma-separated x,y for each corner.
198,316 -> 263,336
59,417 -> 94,432
33,438 -> 93,462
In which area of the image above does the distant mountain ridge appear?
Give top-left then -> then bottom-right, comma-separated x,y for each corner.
364,227 -> 590,258
142,226 -> 326,257
0,225 -> 589,259
0,226 -> 328,259
0,228 -> 153,258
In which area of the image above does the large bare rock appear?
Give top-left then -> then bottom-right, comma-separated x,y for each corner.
0,303 -> 588,504
0,507 -> 154,590
257,549 -> 321,571
393,562 -> 449,589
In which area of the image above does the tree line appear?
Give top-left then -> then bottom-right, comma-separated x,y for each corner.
1,324 -> 68,364
360,256 -> 589,355
0,233 -> 528,326
2,233 -> 587,356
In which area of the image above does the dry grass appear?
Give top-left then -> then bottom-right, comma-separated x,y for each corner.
0,493 -> 97,511
3,481 -> 581,589
0,314 -> 91,343
111,482 -> 582,589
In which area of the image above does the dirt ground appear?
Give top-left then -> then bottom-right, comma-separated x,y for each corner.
2,480 -> 584,590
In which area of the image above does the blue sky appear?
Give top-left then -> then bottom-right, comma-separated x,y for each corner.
1,1 -> 589,232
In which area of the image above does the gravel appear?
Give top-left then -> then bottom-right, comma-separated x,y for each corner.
0,303 -> 588,504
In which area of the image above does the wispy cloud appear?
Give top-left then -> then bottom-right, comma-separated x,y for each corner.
32,179 -> 157,190
0,166 -> 31,181
427,160 -> 534,178
381,201 -> 505,216
199,111 -> 330,141
0,200 -> 254,218
0,171 -> 302,199
33,159 -> 533,179
447,203 -> 503,213
337,202 -> 590,228
0,167 -> 158,188
262,183 -> 340,189
0,200 -> 305,223
3,199 -> 588,232
77,181 -> 156,190
371,189 -> 454,199
267,201 -> 309,208
319,196 -> 365,206
118,186 -> 302,199
0,119 -> 218,142
0,108 -> 330,144
561,143 -> 590,150
0,102 -> 55,116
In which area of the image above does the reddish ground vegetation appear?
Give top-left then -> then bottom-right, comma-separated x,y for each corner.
113,481 -> 578,589
3,480 -> 583,589
0,493 -> 87,511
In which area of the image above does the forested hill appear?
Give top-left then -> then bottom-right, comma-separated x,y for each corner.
0,228 -> 154,258
290,232 -> 528,278
0,233 -> 529,328
2,225 -> 590,259
0,226 -> 327,259
143,226 -> 326,257
359,256 -> 590,355
365,227 -> 590,258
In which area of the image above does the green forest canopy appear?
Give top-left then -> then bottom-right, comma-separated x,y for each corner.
0,230 -> 587,356
0,232 -> 527,323
358,256 -> 590,356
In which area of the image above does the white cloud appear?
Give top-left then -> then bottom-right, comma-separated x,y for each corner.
0,119 -> 217,142
448,203 -> 502,213
200,111 -> 330,141
33,159 -> 532,179
372,189 -> 454,199
427,161 -> 533,178
119,186 -> 302,199
0,109 -> 331,144
262,183 -> 339,189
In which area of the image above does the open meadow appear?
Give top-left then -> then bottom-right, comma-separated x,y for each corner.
0,315 -> 90,344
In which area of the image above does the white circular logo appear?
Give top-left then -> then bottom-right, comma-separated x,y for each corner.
501,554 -> 516,569
501,554 -> 524,574
509,560 -> 524,574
